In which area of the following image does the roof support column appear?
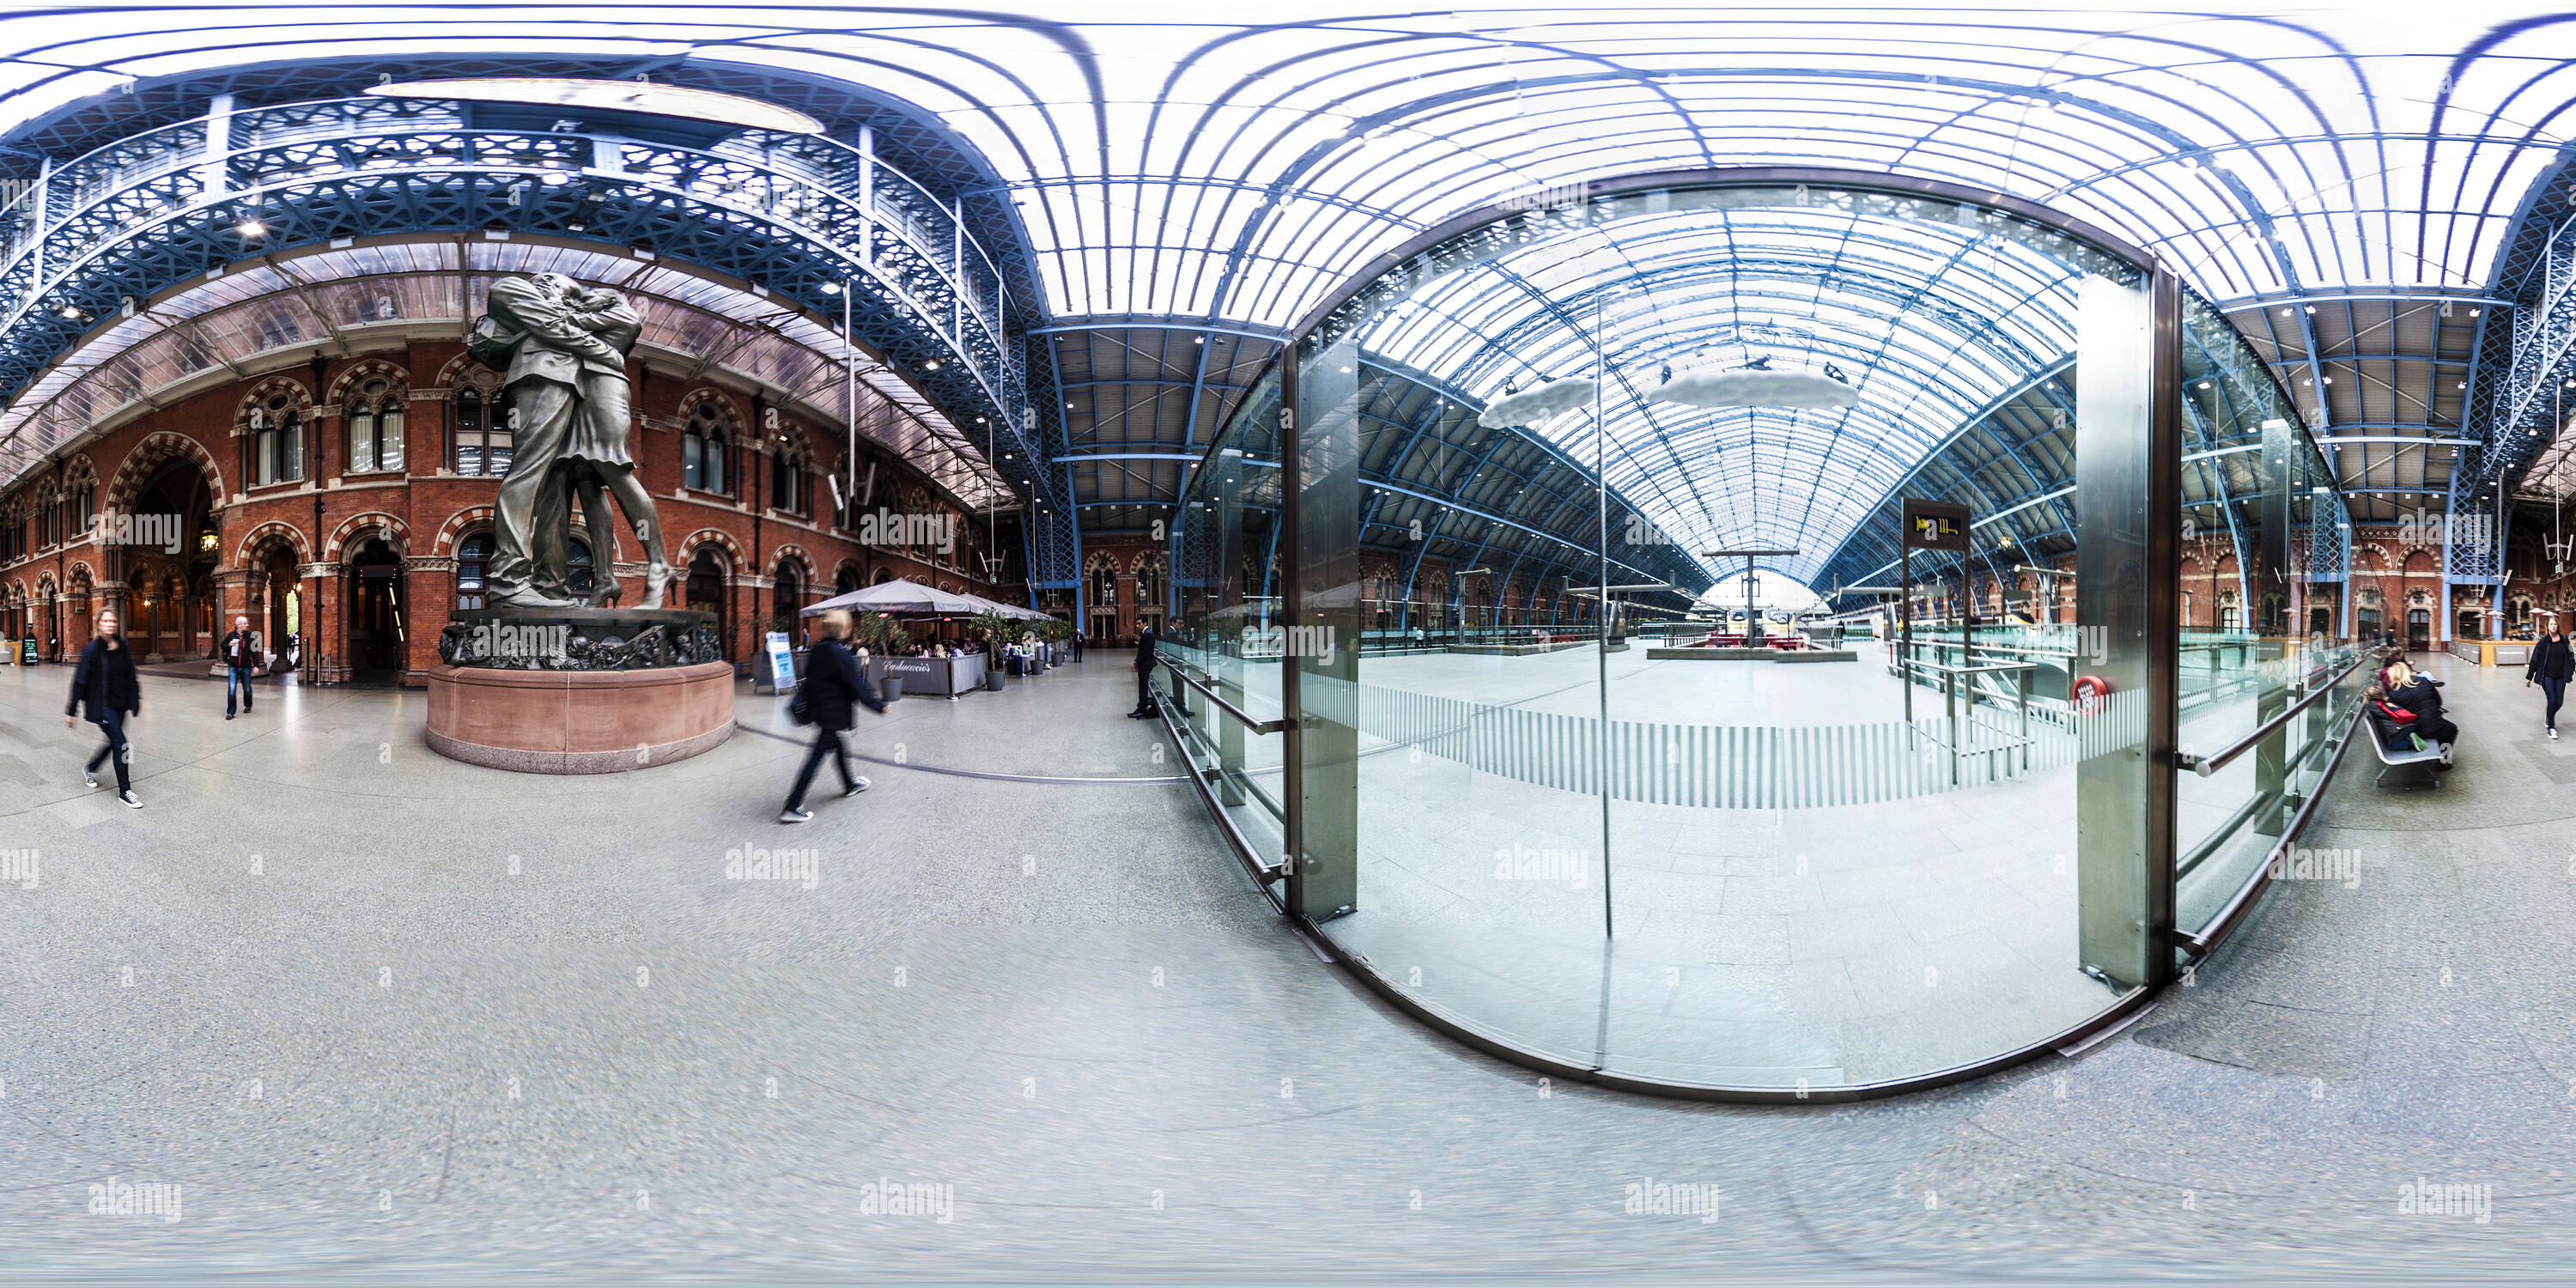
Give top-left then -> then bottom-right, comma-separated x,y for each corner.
198,94 -> 233,197
27,155 -> 46,289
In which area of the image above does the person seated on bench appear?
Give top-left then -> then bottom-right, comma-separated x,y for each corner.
2380,659 -> 2456,767
2366,682 -> 2451,771
2378,647 -> 2443,693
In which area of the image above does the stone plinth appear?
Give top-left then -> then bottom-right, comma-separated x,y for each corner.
424,660 -> 736,774
439,607 -> 721,671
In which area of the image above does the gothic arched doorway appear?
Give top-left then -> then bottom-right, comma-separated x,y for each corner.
345,537 -> 405,682
688,546 -> 732,660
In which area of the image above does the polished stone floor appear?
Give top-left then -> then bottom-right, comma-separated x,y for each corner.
1327,646 -> 2104,1087
0,650 -> 2569,1280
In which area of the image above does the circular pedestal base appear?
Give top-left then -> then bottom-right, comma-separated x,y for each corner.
424,660 -> 736,774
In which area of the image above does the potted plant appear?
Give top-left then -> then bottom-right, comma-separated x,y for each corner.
966,611 -> 1013,689
854,611 -> 912,700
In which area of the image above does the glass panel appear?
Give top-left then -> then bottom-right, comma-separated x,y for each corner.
2172,291 -> 2358,939
1254,173 -> 2289,1092
1171,375 -> 1289,872
349,409 -> 376,473
1316,202 -> 1623,1072
380,405 -> 404,472
453,391 -> 482,477
1163,171 -> 2352,1093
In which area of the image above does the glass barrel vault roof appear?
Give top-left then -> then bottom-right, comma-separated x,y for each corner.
1339,186 -> 2127,586
3,6 -> 2575,542
3,5 -> 2565,324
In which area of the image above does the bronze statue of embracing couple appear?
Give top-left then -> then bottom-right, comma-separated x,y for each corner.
471,271 -> 672,610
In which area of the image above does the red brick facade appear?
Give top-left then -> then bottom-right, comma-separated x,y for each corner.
1,342 -> 1025,684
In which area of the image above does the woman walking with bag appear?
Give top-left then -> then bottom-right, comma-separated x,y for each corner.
2526,623 -> 2574,740
64,609 -> 143,807
781,610 -> 886,823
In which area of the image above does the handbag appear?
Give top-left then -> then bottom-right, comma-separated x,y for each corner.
787,684 -> 813,726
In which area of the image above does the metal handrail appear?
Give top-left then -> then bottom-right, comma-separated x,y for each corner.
1150,690 -> 1287,889
2178,699 -> 2367,957
2176,649 -> 2370,777
1166,660 -> 1293,734
1900,659 -> 2038,676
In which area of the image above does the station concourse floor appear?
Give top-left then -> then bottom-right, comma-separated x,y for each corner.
0,649 -> 2571,1280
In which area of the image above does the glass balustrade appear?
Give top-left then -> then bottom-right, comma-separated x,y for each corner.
1163,168 -> 2356,1097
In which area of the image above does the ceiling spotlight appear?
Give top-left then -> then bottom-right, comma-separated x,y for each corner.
237,218 -> 266,236
2304,305 -> 2316,313
2469,308 -> 2481,317
58,305 -> 83,320
2197,380 -> 2212,390
821,281 -> 841,294
922,359 -> 941,371
2280,307 -> 2293,317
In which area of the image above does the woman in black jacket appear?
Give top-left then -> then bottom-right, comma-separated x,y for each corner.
62,609 -> 143,807
2527,624 -> 2575,740
781,610 -> 887,823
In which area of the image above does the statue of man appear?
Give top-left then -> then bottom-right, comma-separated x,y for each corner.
473,273 -> 671,609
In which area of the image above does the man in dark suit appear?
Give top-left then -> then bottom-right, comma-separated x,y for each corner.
1127,623 -> 1159,719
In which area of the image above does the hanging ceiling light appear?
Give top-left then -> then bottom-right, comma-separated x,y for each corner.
1651,362 -> 1859,411
1477,376 -> 1598,428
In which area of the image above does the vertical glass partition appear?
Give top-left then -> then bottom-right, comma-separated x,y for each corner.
2170,295 -> 2360,938
1169,385 -> 1289,872
1170,170 -> 2348,1097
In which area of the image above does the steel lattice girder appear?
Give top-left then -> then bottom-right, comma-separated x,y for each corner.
0,94 -> 1065,526
2466,149 -> 2576,496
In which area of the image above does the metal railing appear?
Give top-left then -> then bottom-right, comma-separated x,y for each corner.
1151,657 -> 1289,887
0,93 -> 1029,492
2178,700 -> 2369,957
1893,649 -> 2040,785
2174,648 -> 2369,776
1163,658 -> 1292,734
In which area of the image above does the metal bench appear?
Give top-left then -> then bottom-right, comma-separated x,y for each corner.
2364,711 -> 2445,788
